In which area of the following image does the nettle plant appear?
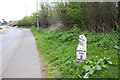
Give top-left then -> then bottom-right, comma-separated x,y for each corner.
80,57 -> 113,78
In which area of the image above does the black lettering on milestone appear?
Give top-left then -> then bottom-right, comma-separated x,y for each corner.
80,55 -> 83,59
80,38 -> 85,41
79,52 -> 84,54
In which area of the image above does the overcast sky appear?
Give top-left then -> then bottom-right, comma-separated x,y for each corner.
0,0 -> 37,22
0,0 -> 116,22
0,0 -> 58,22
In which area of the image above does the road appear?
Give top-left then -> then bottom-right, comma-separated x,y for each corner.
0,36 -> 2,79
1,28 -> 45,78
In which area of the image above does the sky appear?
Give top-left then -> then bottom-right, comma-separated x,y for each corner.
0,0 -> 57,22
0,0 -> 117,22
0,0 -> 37,22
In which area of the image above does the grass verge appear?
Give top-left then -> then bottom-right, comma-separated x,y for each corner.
31,27 -> 119,78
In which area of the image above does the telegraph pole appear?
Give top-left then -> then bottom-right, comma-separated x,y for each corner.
25,4 -> 28,16
36,0 -> 39,30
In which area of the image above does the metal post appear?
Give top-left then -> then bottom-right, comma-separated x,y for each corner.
37,15 -> 39,30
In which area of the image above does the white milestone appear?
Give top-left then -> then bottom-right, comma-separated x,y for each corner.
76,34 -> 87,62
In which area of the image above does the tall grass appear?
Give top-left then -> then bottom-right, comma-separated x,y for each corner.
31,27 -> 118,78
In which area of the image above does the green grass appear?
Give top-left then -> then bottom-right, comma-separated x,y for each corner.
31,27 -> 119,78
17,26 -> 32,29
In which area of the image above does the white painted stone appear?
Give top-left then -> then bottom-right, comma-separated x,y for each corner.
76,34 -> 87,62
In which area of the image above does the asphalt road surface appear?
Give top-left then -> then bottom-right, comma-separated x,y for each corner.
2,29 -> 43,78
0,36 -> 2,79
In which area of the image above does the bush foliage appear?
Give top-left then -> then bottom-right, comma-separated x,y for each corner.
17,2 -> 120,33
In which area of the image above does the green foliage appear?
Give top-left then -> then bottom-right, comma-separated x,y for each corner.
31,27 -> 118,78
66,4 -> 84,25
114,45 -> 120,50
55,2 -> 84,28
17,2 -> 119,33
82,2 -> 117,33
81,57 -> 113,78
